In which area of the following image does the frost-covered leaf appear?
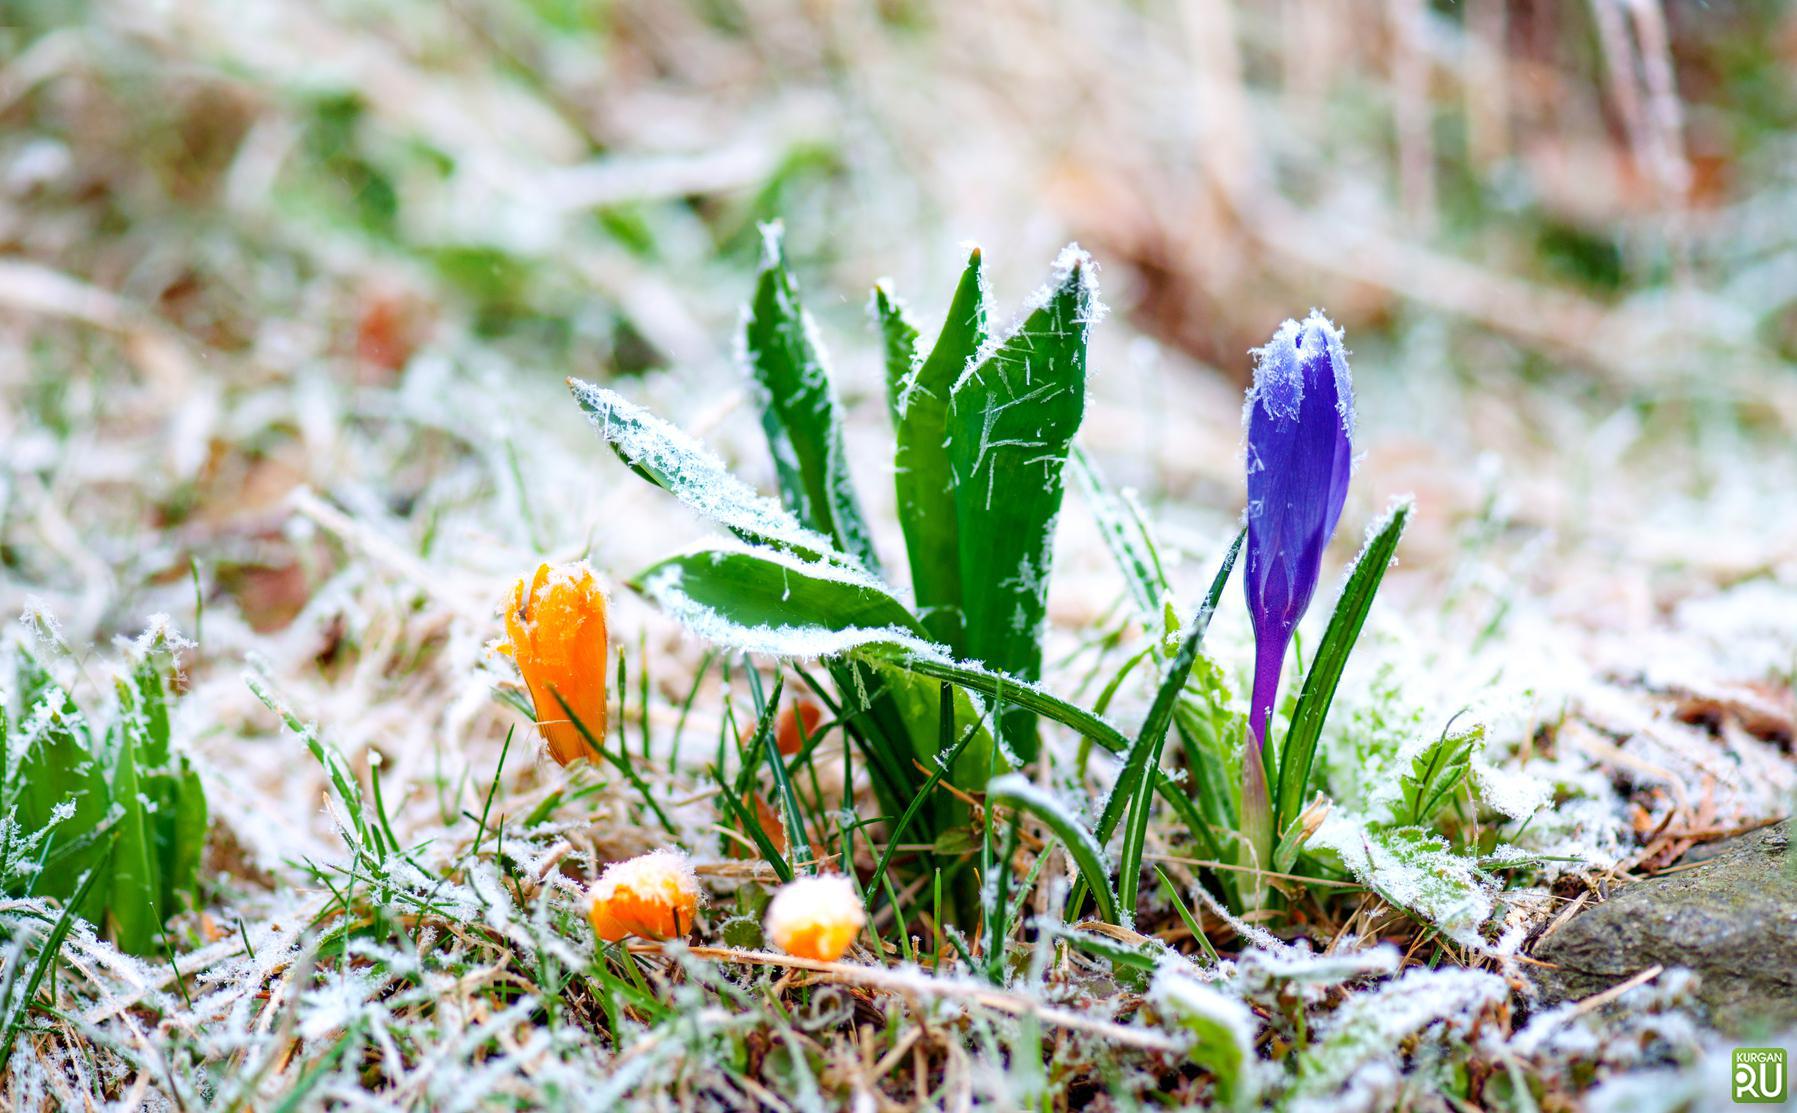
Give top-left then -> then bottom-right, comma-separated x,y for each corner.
11,654 -> 111,920
1235,942 -> 1401,996
1149,965 -> 1260,1109
877,248 -> 986,653
743,223 -> 880,572
947,246 -> 1097,760
570,379 -> 840,562
1289,966 -> 1508,1112
119,639 -> 206,923
628,544 -> 991,815
1307,813 -> 1496,946
1395,722 -> 1482,827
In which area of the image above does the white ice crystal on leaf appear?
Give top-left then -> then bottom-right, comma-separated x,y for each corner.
1308,811 -> 1496,947
570,379 -> 847,562
1288,966 -> 1508,1113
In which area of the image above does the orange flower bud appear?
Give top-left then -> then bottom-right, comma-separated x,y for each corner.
739,698 -> 824,758
765,875 -> 865,962
728,790 -> 788,859
499,562 -> 608,767
775,700 -> 824,758
588,849 -> 701,943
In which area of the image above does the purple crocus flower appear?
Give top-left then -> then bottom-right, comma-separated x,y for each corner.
1243,311 -> 1355,754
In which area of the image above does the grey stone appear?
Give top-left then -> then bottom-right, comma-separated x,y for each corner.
1532,821 -> 1797,1034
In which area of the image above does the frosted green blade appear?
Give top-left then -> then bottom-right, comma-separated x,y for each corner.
947,248 -> 1095,759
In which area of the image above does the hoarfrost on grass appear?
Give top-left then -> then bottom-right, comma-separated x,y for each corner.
1288,966 -> 1508,1113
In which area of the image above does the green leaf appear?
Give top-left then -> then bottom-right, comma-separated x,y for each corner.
711,776 -> 790,888
878,249 -> 987,652
120,645 -> 206,919
895,655 -> 1130,755
569,380 -> 839,561
13,657 -> 111,915
1110,531 -> 1242,918
881,647 -> 1228,881
104,730 -> 160,956
743,223 -> 880,572
1274,499 -> 1411,835
874,285 -> 920,404
985,773 -> 1118,924
1396,721 -> 1483,828
866,702 -> 985,901
755,675 -> 815,870
249,677 -> 374,857
947,248 -> 1096,759
1045,921 -> 1164,974
166,762 -> 207,910
631,548 -> 929,657
1173,670 -> 1244,851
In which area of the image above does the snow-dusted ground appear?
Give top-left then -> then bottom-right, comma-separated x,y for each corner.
3,1 -> 1795,1108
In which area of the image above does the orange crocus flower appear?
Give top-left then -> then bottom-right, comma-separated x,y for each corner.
765,875 -> 865,962
499,562 -> 608,767
589,849 -> 701,942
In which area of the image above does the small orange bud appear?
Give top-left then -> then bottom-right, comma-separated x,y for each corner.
740,698 -> 825,758
765,875 -> 865,962
588,849 -> 701,943
775,700 -> 824,757
499,562 -> 608,766
728,790 -> 788,859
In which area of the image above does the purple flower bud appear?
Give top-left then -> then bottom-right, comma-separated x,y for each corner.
1242,311 -> 1355,751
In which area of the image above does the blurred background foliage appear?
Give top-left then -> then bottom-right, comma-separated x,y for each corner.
2,0 -> 1795,640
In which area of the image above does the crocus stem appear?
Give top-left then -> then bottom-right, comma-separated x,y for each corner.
1247,633 -> 1288,787
1238,728 -> 1274,912
1240,635 -> 1286,911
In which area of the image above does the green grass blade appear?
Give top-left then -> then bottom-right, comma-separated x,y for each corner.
1070,444 -> 1170,627
569,379 -> 840,562
712,768 -> 793,883
985,774 -> 1118,925
0,855 -> 109,1070
865,701 -> 986,903
878,248 -> 986,653
167,761 -> 207,909
892,655 -> 1131,756
250,677 -> 373,856
947,248 -> 1096,760
1110,531 -> 1243,918
756,675 -> 816,870
1274,499 -> 1412,834
743,223 -> 880,572
1154,866 -> 1220,966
